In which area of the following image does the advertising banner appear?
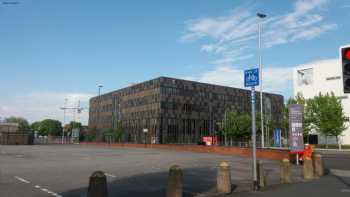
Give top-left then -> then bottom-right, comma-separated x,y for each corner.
288,104 -> 304,153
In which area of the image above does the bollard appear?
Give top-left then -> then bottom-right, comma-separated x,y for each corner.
166,165 -> 183,197
303,157 -> 314,180
87,171 -> 108,197
313,154 -> 324,177
257,160 -> 266,187
217,161 -> 232,194
280,158 -> 291,184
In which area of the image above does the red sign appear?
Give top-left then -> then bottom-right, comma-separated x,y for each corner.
202,136 -> 218,146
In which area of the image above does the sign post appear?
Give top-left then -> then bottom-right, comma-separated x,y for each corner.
244,68 -> 259,191
288,104 -> 304,165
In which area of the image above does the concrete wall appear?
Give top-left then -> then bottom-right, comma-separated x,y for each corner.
0,132 -> 31,145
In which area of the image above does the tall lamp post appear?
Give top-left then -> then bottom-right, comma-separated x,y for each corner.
97,84 -> 103,140
98,84 -> 103,97
257,12 -> 266,148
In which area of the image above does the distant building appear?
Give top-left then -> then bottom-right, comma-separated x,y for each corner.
0,123 -> 32,145
0,123 -> 19,133
293,57 -> 350,145
89,77 -> 284,144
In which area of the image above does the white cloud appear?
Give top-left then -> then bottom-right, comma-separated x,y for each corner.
0,92 -> 93,125
290,23 -> 337,41
181,0 -> 336,65
188,65 -> 293,96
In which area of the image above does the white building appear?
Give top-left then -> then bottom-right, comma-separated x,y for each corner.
293,48 -> 350,145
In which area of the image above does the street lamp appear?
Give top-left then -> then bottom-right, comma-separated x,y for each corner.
143,128 -> 148,146
97,84 -> 103,97
97,84 -> 103,140
257,12 -> 266,148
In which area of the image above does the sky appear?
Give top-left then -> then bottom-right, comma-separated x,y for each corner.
0,0 -> 349,125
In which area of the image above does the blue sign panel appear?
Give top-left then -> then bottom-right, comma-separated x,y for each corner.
244,68 -> 259,87
273,128 -> 282,147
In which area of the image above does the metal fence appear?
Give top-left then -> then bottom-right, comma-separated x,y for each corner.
34,136 -> 75,145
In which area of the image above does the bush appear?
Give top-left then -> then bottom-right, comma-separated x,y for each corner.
84,133 -> 96,142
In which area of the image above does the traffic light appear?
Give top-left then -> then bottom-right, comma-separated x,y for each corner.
342,46 -> 350,93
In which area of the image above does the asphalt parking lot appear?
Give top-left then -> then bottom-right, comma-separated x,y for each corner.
0,145 -> 286,197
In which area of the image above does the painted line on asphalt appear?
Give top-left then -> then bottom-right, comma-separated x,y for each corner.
330,169 -> 350,178
14,176 -> 62,197
14,176 -> 30,184
34,185 -> 62,197
105,173 -> 117,178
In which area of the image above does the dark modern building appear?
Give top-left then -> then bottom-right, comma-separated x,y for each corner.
89,77 -> 284,144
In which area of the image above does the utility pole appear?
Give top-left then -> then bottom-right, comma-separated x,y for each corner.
257,12 -> 266,148
60,99 -> 86,144
60,98 -> 68,144
76,100 -> 82,123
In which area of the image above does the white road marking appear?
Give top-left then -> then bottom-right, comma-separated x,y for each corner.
330,169 -> 350,178
14,177 -> 62,197
14,176 -> 30,184
104,173 -> 117,178
35,185 -> 62,197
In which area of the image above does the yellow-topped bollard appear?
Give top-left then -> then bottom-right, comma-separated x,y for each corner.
280,158 -> 291,184
217,161 -> 232,194
87,171 -> 108,197
167,165 -> 183,197
303,157 -> 314,180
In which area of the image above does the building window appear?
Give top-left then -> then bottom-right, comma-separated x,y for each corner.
297,68 -> 313,86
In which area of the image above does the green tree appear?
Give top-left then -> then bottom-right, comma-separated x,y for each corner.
115,121 -> 124,142
84,126 -> 97,141
4,116 -> 30,132
223,111 -> 239,139
31,121 -> 42,131
70,121 -> 82,129
102,121 -> 124,143
306,92 -> 347,147
38,119 -> 62,136
223,111 -> 256,146
236,113 -> 251,140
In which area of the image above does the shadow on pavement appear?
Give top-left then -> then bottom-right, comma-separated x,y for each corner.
60,167 -> 240,197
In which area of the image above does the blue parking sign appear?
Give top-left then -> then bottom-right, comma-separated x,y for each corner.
244,68 -> 259,87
